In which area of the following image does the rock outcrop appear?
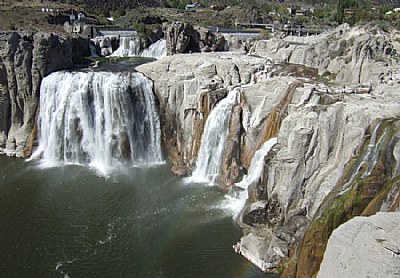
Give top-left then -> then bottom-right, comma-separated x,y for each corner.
250,24 -> 398,84
164,22 -> 226,55
318,212 -> 400,278
137,52 -> 289,187
0,31 -> 89,156
138,25 -> 400,276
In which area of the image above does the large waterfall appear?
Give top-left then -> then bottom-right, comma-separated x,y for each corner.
222,137 -> 277,218
32,71 -> 163,174
190,89 -> 240,185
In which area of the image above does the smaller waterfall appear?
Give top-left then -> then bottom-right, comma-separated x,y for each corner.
189,89 -> 240,185
317,121 -> 388,218
361,126 -> 388,179
221,138 -> 277,218
110,37 -> 167,59
141,39 -> 167,59
32,71 -> 163,174
338,121 -> 384,196
111,36 -> 141,57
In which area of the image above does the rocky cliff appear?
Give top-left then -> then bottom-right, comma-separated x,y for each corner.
0,31 -> 89,157
250,24 -> 399,84
138,25 -> 400,276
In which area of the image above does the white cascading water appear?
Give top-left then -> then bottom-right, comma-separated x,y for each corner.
189,88 -> 240,185
31,71 -> 163,174
110,36 -> 141,57
221,138 -> 278,218
141,39 -> 167,59
110,36 -> 167,59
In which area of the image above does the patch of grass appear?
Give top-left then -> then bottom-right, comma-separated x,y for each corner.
88,56 -> 155,67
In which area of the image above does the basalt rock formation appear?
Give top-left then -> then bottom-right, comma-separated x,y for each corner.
0,31 -> 89,156
318,212 -> 400,278
164,22 -> 227,55
137,53 -> 286,187
250,24 -> 399,84
138,24 -> 400,276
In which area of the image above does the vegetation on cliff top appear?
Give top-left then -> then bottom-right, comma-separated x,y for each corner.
2,0 -> 400,34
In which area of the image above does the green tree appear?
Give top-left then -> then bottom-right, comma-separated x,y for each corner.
337,0 -> 358,23
337,0 -> 358,24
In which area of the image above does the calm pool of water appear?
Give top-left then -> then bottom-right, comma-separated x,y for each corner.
0,157 -> 275,278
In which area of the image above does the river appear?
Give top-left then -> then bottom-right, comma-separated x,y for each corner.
0,156 -> 275,277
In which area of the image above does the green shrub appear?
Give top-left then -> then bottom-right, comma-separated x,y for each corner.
257,29 -> 272,40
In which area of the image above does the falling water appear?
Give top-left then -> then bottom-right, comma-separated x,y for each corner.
110,36 -> 167,59
111,36 -> 142,57
190,89 -> 240,185
222,138 -> 277,218
141,39 -> 167,59
317,121 -> 387,218
31,71 -> 163,174
338,121 -> 384,195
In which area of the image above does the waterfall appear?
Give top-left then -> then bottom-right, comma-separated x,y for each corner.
110,36 -> 141,57
31,71 -> 163,174
189,89 -> 240,185
141,39 -> 167,59
110,37 -> 167,59
222,138 -> 278,218
317,121 -> 387,218
337,121 -> 385,196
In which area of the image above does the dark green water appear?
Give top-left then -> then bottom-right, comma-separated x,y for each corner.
0,157 -> 274,278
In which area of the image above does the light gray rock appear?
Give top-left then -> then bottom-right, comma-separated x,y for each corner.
318,212 -> 400,278
136,26 -> 400,273
0,31 -> 85,157
250,24 -> 400,84
137,53 -> 273,177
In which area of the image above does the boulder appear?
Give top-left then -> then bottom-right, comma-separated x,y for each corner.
318,212 -> 400,278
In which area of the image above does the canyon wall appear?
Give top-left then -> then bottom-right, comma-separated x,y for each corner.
250,24 -> 398,84
0,31 -> 89,156
138,25 -> 400,276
